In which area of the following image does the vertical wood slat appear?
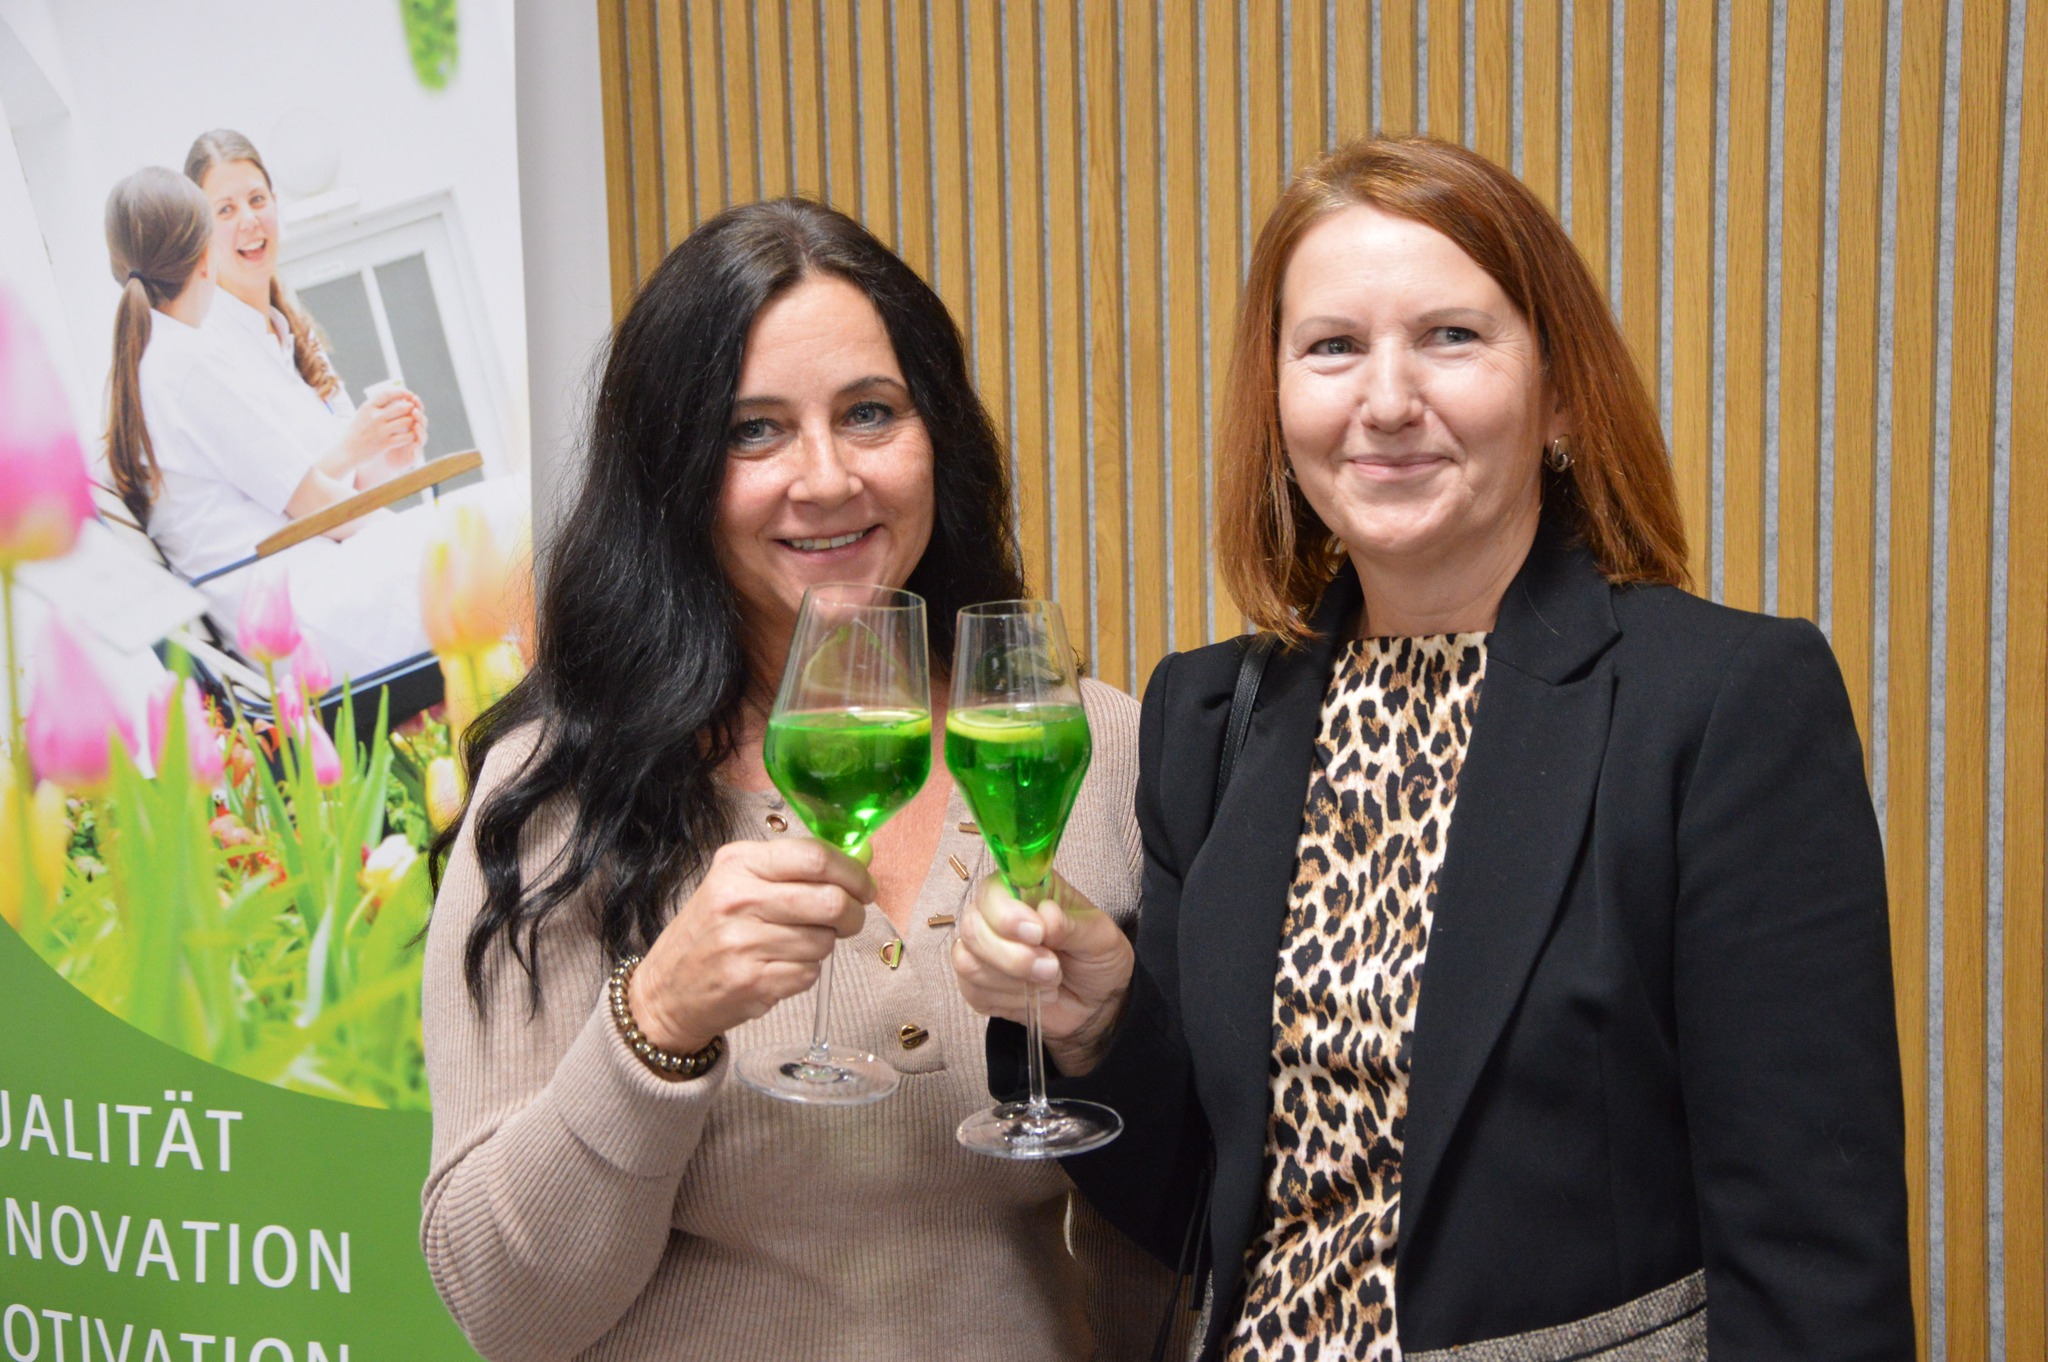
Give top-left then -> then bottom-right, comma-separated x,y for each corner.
895,0 -> 931,281
789,0 -> 826,198
1671,0 -> 1716,591
1251,0 -> 1285,227
1428,0 -> 1463,142
1128,0 -> 1170,684
754,0 -> 790,199
1521,0 -> 1563,211
1291,0 -> 1328,168
654,5 -> 689,238
964,1 -> 1008,488
1334,0 -> 1372,144
1166,4 -> 1206,653
1833,0 -> 1885,753
1942,5 -> 2010,1356
2006,6 -> 2048,1354
929,0 -> 969,326
1722,0 -> 1769,614
857,0 -> 895,246
1620,0 -> 1663,398
823,0 -> 860,216
2010,1 -> 2048,1346
687,2 -> 723,226
1381,0 -> 1417,136
624,0 -> 665,280
1568,0 -> 1609,285
596,0 -> 637,313
719,0 -> 758,205
1889,1 -> 1950,1349
1775,0 -> 1827,625
1475,0 -> 1513,170
1085,2 -> 1130,690
1044,3 -> 1088,624
1205,0 -> 1242,640
1004,1 -> 1049,597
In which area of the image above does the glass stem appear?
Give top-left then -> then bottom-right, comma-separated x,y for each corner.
805,950 -> 836,1064
1020,877 -> 1053,1117
1025,978 -> 1052,1117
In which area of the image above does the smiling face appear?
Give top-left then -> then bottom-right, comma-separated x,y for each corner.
199,159 -> 280,311
1277,204 -> 1563,629
715,272 -> 936,660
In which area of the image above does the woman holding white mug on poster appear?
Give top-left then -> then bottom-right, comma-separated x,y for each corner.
183,127 -> 426,491
103,159 -> 522,680
104,169 -> 415,547
421,198 -> 1174,1362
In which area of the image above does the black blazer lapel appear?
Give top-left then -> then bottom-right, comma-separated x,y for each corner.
1398,529 -> 1621,1278
1180,571 -> 1361,1295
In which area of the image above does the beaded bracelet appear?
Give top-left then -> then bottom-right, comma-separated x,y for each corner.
608,955 -> 723,1081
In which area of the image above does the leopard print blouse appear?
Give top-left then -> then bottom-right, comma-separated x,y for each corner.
1224,633 -> 1489,1362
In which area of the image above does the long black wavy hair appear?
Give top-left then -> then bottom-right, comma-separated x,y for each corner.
435,198 -> 1024,1009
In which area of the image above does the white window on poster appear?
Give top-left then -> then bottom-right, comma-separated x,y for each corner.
278,192 -> 510,498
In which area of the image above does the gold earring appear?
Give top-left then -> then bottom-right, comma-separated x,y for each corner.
1544,436 -> 1573,472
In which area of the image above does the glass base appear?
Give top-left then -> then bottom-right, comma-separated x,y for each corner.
735,1043 -> 900,1106
956,1099 -> 1122,1159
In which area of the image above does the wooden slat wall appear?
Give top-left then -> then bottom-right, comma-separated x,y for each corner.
597,4 -> 2047,1354
2007,11 -> 2048,1360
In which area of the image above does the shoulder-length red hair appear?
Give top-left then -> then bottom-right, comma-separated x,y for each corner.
1218,137 -> 1689,641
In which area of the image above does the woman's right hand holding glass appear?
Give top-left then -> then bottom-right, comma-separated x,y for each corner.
951,874 -> 1133,1079
625,839 -> 874,1057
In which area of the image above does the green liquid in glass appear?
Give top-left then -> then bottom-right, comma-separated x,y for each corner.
944,703 -> 1093,892
763,708 -> 933,851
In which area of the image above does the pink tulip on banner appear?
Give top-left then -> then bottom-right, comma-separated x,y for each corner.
145,671 -> 173,751
287,635 -> 332,701
0,290 -> 94,569
276,676 -> 307,735
306,719 -> 342,787
185,686 -> 226,784
26,620 -> 135,792
147,674 -> 225,784
237,565 -> 301,664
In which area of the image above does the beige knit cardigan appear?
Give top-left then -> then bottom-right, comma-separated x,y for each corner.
421,679 -> 1179,1361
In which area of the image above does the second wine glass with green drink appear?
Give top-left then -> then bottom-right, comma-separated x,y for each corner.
947,599 -> 1122,1157
735,582 -> 931,1106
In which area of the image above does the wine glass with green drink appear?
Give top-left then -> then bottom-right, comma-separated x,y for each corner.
947,599 -> 1123,1157
734,583 -> 932,1106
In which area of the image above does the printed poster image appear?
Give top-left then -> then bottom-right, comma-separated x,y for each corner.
1,3 -> 528,1356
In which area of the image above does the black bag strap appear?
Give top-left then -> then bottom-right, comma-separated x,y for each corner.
1215,632 -> 1278,822
1150,632 -> 1277,1362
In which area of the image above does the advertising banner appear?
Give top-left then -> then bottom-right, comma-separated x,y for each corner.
1,922 -> 472,1360
1,3 -> 527,1355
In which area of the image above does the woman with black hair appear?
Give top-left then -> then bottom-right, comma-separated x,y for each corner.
420,198 -> 1168,1362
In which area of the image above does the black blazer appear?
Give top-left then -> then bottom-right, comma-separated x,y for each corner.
994,523 -> 1913,1360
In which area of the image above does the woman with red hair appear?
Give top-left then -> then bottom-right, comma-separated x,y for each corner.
954,138 -> 1910,1361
